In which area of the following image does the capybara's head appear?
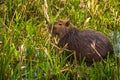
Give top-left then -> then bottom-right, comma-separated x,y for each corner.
47,20 -> 74,38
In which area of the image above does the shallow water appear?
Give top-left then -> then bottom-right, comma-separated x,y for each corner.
112,32 -> 120,56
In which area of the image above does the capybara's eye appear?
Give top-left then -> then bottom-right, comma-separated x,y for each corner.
58,24 -> 62,25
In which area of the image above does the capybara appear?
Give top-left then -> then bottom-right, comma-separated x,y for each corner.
47,20 -> 113,64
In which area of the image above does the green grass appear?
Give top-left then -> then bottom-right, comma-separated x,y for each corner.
0,0 -> 120,80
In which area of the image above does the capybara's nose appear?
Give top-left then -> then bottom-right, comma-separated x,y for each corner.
47,23 -> 52,33
48,23 -> 52,27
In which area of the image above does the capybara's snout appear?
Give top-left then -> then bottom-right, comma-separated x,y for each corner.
47,23 -> 53,33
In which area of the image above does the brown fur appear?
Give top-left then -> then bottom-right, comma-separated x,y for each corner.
47,20 -> 113,64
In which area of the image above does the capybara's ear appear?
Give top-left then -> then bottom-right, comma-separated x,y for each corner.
65,20 -> 70,27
